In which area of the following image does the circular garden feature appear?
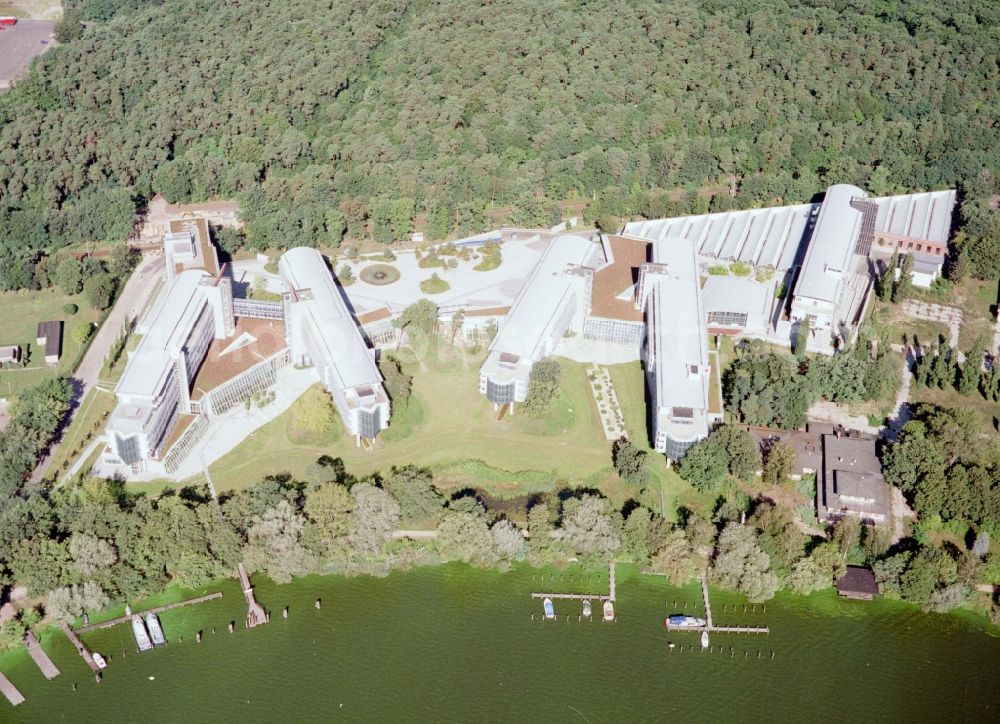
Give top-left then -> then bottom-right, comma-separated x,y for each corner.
359,263 -> 401,286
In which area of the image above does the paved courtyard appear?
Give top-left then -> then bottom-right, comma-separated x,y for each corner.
899,299 -> 962,348
339,238 -> 551,315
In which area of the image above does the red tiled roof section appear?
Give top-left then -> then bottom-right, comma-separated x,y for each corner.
190,317 -> 286,400
356,307 -> 393,324
465,306 -> 511,317
589,235 -> 647,322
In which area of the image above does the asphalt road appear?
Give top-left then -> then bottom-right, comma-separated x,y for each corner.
31,253 -> 165,483
0,19 -> 54,91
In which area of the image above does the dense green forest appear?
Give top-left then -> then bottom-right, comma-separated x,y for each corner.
1,0 -> 999,279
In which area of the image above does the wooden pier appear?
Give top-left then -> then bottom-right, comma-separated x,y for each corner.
0,672 -> 24,706
239,563 -> 268,628
75,592 -> 223,634
61,623 -> 101,673
664,575 -> 769,635
24,631 -> 60,679
531,563 -> 617,603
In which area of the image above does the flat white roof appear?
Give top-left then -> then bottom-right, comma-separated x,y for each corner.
280,247 -> 382,390
489,234 -> 595,361
794,184 -> 866,305
648,237 -> 709,412
117,269 -> 211,398
702,275 -> 770,317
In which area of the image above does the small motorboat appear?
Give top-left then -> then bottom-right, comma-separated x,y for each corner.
146,613 -> 166,646
92,652 -> 108,670
701,631 -> 709,649
131,615 -> 152,652
582,599 -> 592,618
543,597 -> 555,620
603,600 -> 614,621
665,614 -> 707,628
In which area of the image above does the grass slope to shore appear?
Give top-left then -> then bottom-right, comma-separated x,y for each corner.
192,350 -> 702,518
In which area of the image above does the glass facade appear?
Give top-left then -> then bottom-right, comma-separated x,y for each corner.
233,298 -> 284,320
358,407 -> 381,439
486,378 -> 514,404
664,435 -> 698,462
162,414 -> 210,473
183,306 -> 216,382
204,347 -> 291,415
115,434 -> 141,465
584,317 -> 645,345
706,310 -> 748,327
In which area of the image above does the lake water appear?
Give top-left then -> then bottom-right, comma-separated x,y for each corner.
2,564 -> 998,723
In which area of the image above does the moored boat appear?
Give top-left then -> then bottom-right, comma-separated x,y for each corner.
92,652 -> 108,670
665,614 -> 707,628
146,613 -> 166,646
131,615 -> 153,652
543,597 -> 555,620
603,600 -> 614,621
700,631 -> 709,648
582,599 -> 592,618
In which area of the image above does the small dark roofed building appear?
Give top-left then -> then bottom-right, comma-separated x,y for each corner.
818,430 -> 889,524
35,321 -> 62,365
837,566 -> 879,600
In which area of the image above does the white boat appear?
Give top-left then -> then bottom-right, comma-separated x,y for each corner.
701,631 -> 709,648
543,597 -> 555,620
665,615 -> 707,628
131,615 -> 153,652
603,600 -> 614,621
146,613 -> 166,646
582,599 -> 592,618
92,652 -> 108,670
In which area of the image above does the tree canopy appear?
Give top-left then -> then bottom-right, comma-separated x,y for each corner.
1,0 -> 998,273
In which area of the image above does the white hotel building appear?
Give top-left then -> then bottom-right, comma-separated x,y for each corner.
105,269 -> 234,469
280,247 -> 390,443
103,236 -> 388,478
637,236 -> 721,460
478,234 -> 600,411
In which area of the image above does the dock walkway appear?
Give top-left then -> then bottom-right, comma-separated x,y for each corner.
665,575 -> 769,635
531,563 -> 617,603
0,672 -> 24,706
61,624 -> 100,673
76,592 -> 223,634
24,631 -> 60,679
239,563 -> 268,628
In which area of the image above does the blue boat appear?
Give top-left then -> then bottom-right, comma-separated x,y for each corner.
543,597 -> 555,620
665,615 -> 706,628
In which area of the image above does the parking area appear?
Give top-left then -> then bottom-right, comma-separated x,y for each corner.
0,19 -> 55,92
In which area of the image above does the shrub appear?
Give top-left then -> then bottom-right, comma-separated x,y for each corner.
419,273 -> 450,294
62,303 -> 78,315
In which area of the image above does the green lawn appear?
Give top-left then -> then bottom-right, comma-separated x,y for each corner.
46,387 -> 116,481
202,353 -> 616,498
607,360 -> 698,521
909,385 -> 998,437
0,287 -> 100,397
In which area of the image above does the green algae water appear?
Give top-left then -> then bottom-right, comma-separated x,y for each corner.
2,564 -> 998,723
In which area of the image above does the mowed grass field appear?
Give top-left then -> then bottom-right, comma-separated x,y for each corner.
0,287 -> 99,397
198,348 -> 698,519
203,352 -> 614,496
609,361 -> 701,521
